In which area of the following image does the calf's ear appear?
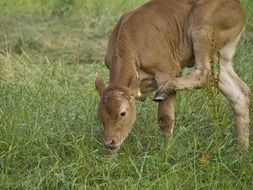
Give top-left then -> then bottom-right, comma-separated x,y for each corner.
95,74 -> 105,96
128,75 -> 139,97
128,75 -> 139,90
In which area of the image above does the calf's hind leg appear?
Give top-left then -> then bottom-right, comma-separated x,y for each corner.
158,93 -> 176,136
218,32 -> 250,148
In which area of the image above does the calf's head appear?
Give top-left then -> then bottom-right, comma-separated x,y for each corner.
95,75 -> 138,152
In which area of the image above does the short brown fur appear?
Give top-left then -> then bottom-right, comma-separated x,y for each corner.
95,0 -> 249,151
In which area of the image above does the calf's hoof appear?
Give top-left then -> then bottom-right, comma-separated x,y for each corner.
153,92 -> 168,102
237,138 -> 249,150
161,127 -> 173,138
158,117 -> 174,137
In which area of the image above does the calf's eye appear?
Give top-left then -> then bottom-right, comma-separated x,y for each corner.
120,111 -> 127,117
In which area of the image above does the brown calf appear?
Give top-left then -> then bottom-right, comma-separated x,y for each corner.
95,0 -> 250,152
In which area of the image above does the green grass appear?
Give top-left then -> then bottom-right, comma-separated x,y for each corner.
0,0 -> 253,189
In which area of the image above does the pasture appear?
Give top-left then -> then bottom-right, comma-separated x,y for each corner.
0,0 -> 253,189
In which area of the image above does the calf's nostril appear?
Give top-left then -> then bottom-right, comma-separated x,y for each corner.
104,139 -> 115,146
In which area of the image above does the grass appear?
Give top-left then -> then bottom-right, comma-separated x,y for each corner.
0,0 -> 253,189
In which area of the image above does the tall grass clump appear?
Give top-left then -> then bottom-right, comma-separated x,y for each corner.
206,32 -> 223,150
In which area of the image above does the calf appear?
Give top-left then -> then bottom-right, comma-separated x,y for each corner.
95,0 -> 250,152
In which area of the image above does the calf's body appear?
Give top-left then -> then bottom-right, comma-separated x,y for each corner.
95,0 -> 250,151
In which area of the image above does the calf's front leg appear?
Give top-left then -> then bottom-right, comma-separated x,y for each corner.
153,29 -> 212,102
157,92 -> 176,136
153,70 -> 209,101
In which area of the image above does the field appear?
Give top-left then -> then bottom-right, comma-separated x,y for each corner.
0,0 -> 253,189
